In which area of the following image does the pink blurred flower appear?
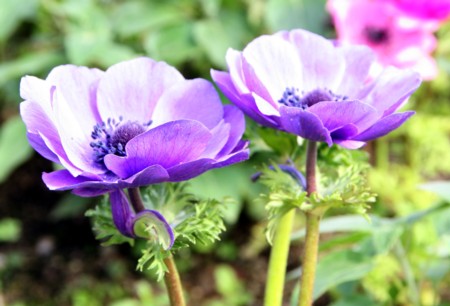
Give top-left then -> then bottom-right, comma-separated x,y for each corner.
327,0 -> 439,80
380,0 -> 450,21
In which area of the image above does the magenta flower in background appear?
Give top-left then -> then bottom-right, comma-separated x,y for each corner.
327,0 -> 439,80
20,57 -> 249,246
380,0 -> 450,21
211,29 -> 421,149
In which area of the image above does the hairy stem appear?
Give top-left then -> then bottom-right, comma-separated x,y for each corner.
305,141 -> 317,196
298,141 -> 321,306
164,255 -> 186,306
264,209 -> 296,306
128,188 -> 146,212
298,212 -> 321,306
127,188 -> 186,306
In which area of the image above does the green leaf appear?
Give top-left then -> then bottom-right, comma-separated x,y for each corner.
329,294 -> 378,306
370,226 -> 404,254
395,201 -> 450,226
0,0 -> 38,43
172,199 -> 226,250
256,165 -> 307,243
0,116 -> 33,183
144,23 -> 198,65
420,181 -> 450,202
319,232 -> 370,252
112,1 -> 186,38
257,127 -> 298,156
187,163 -> 260,224
265,0 -> 328,34
136,242 -> 169,281
193,13 -> 249,69
0,218 -> 21,242
291,202 -> 450,241
61,0 -> 137,67
292,215 -> 373,241
311,164 -> 376,216
142,182 -> 194,219
50,194 -> 92,220
212,265 -> 253,305
288,249 -> 374,299
0,52 -> 64,87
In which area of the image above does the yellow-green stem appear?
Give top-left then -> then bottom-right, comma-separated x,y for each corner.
163,255 -> 186,306
298,212 -> 321,306
264,209 -> 296,306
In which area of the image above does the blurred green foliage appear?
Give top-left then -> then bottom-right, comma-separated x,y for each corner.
1,0 -> 450,305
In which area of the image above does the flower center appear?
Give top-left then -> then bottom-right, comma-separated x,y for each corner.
364,26 -> 389,44
90,118 -> 149,166
300,89 -> 334,107
279,88 -> 347,109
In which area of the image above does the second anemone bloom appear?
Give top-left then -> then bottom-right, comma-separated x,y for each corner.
211,29 -> 421,149
20,57 -> 249,197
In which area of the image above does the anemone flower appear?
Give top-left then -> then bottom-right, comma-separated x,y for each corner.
20,57 -> 249,246
327,0 -> 438,80
211,29 -> 421,149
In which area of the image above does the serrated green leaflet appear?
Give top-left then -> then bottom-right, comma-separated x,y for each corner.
85,196 -> 134,247
172,199 -> 225,250
136,241 -> 169,281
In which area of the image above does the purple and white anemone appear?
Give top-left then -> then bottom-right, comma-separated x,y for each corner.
211,29 -> 421,149
20,57 -> 249,247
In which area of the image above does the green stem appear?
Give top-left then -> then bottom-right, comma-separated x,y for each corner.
298,212 -> 321,306
394,242 -> 420,306
127,188 -> 186,306
305,141 -> 317,196
264,209 -> 296,306
298,141 -> 321,306
164,255 -> 186,306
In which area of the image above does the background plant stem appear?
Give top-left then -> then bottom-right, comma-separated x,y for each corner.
264,209 -> 296,306
375,139 -> 389,170
298,141 -> 321,306
127,188 -> 186,306
394,242 -> 420,306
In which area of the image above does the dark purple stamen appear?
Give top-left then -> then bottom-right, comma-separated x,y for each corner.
278,87 -> 302,108
365,27 -> 389,44
279,88 -> 348,110
90,118 -> 147,166
300,89 -> 334,107
110,122 -> 146,156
